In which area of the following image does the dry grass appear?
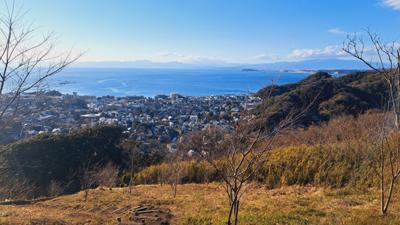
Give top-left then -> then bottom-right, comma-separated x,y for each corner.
0,183 -> 400,224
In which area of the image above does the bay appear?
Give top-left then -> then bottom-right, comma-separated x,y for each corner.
48,68 -> 310,97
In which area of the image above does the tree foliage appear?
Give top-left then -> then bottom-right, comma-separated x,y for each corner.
0,125 -> 124,199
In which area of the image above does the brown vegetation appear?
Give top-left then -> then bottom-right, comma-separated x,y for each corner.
135,112 -> 382,188
1,184 -> 400,225
135,111 -> 400,218
343,29 -> 400,215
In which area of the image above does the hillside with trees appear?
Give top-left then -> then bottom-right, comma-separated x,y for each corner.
0,125 -> 168,200
253,71 -> 387,129
0,126 -> 125,199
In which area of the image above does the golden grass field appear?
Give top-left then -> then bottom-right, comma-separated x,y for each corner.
1,183 -> 400,225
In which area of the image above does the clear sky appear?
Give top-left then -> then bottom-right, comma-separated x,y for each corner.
4,0 -> 400,64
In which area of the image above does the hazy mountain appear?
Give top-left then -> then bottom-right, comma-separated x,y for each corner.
74,60 -> 239,69
74,58 -> 369,70
74,60 -> 195,69
243,58 -> 370,71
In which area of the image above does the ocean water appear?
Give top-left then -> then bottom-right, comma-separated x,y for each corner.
47,68 -> 310,97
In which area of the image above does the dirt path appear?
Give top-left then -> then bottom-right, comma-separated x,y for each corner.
128,204 -> 172,225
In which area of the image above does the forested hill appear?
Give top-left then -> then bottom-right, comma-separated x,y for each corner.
253,71 -> 388,129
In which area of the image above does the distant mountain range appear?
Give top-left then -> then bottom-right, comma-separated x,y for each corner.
74,60 -> 197,69
74,60 -> 227,69
243,58 -> 369,71
74,58 -> 370,70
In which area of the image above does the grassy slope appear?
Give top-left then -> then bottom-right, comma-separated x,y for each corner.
1,184 -> 400,225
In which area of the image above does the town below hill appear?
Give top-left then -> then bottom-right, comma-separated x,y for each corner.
0,91 -> 261,147
1,70 -> 386,146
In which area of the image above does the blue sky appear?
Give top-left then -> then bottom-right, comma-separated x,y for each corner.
5,0 -> 400,64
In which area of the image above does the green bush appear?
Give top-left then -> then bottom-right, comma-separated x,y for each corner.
0,125 -> 124,199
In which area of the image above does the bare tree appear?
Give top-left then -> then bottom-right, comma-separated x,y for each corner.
80,157 -> 119,201
0,147 -> 41,200
94,162 -> 119,188
0,1 -> 80,129
343,29 -> 400,215
79,161 -> 98,201
47,180 -> 64,197
343,29 -> 400,126
378,117 -> 400,215
176,77 -> 315,225
127,142 -> 139,194
3,176 -> 37,200
165,153 -> 184,198
179,110 -> 303,225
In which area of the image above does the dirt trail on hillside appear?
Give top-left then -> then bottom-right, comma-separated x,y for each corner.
123,204 -> 172,225
80,203 -> 173,224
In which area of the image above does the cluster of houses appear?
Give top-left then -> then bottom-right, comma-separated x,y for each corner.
2,91 -> 262,147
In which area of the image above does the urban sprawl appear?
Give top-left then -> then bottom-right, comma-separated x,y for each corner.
1,91 -> 262,150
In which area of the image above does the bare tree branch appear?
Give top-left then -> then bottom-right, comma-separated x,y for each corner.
0,2 -> 81,130
344,29 -> 400,215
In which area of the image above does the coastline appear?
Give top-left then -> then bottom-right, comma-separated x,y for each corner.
48,68 -> 310,97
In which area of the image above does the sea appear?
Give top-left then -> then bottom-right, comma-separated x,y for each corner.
47,68 -> 311,97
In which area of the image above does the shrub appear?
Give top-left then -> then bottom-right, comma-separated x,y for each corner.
134,143 -> 375,189
0,125 -> 124,199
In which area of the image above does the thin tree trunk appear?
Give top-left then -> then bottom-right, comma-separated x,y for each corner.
380,141 -> 385,215
129,178 -> 133,194
227,199 -> 235,225
84,190 -> 89,201
383,179 -> 396,215
227,192 -> 240,225
173,183 -> 177,198
234,200 -> 240,225
381,170 -> 385,214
